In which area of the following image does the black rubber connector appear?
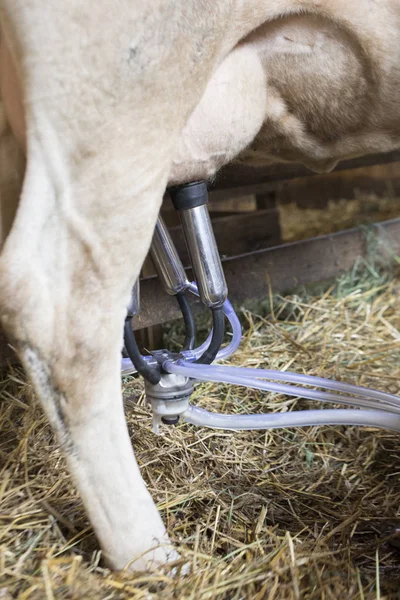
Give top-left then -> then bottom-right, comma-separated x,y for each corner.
176,291 -> 196,351
195,306 -> 225,364
161,416 -> 180,425
169,181 -> 208,211
124,317 -> 161,385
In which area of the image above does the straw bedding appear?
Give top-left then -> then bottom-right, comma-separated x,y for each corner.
1,204 -> 400,599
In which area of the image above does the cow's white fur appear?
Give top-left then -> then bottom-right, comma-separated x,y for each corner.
169,45 -> 267,185
1,0 -> 400,571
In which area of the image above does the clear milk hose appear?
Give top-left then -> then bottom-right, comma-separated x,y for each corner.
122,284 -> 400,433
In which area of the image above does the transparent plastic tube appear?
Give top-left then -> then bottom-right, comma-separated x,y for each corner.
182,405 -> 400,432
172,360 -> 400,408
181,282 -> 242,361
165,361 -> 400,415
182,364 -> 400,407
121,357 -> 134,374
216,299 -> 242,360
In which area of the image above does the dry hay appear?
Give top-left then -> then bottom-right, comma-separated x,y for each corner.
0,263 -> 400,599
281,193 -> 400,242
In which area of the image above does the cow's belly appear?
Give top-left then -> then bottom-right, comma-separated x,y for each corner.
2,11 -> 400,197
174,13 -> 400,177
236,13 -> 400,172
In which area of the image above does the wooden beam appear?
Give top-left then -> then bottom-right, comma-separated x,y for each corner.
132,218 -> 400,330
211,150 -> 400,200
168,208 -> 281,265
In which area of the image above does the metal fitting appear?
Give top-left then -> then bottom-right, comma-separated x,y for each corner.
150,216 -> 189,295
169,182 -> 228,308
178,205 -> 228,307
145,369 -> 193,432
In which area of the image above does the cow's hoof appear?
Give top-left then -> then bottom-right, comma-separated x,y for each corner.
105,540 -> 182,573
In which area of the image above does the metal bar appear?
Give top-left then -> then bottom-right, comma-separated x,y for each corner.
150,215 -> 189,295
168,208 -> 282,265
132,217 -> 400,330
178,204 -> 228,307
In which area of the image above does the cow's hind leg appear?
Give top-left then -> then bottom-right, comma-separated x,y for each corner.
0,0 -> 209,569
0,0 -> 270,571
0,134 -> 179,570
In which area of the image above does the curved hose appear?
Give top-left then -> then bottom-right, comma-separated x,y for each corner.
165,360 -> 400,415
195,307 -> 225,364
182,405 -> 400,433
187,364 -> 400,407
121,286 -> 400,436
121,282 -> 241,374
182,282 -> 242,361
176,291 -> 196,350
123,318 -> 160,384
214,299 -> 242,360
166,361 -> 400,412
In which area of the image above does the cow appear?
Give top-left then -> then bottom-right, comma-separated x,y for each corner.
1,0 -> 400,572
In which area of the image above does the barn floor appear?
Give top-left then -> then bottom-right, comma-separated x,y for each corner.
2,180 -> 400,599
1,252 -> 400,599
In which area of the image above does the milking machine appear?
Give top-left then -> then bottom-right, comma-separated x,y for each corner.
122,181 -> 400,435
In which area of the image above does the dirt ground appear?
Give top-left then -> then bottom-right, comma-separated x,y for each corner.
1,195 -> 400,599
